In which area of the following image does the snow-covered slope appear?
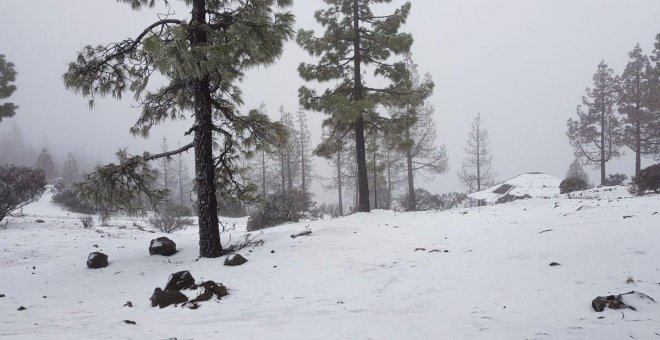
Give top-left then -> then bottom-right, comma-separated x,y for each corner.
1,191 -> 659,339
469,173 -> 561,203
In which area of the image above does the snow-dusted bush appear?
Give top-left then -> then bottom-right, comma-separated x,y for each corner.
398,189 -> 467,212
632,164 -> 660,195
148,203 -> 194,233
0,165 -> 46,222
78,214 -> 95,229
247,189 -> 312,231
52,186 -> 96,214
560,177 -> 588,194
603,173 -> 628,186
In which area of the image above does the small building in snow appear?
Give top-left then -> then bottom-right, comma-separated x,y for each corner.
468,172 -> 561,204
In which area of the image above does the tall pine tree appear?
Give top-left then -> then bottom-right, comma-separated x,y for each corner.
63,0 -> 294,258
567,61 -> 622,185
298,0 -> 414,212
0,54 -> 18,122
617,44 -> 660,175
458,113 -> 495,194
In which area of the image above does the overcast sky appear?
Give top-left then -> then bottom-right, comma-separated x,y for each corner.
1,0 -> 660,201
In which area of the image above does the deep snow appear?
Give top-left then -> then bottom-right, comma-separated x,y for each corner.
1,187 -> 659,339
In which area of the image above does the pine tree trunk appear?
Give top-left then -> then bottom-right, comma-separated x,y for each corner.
600,108 -> 606,185
337,148 -> 343,216
191,0 -> 222,258
300,116 -> 307,197
352,0 -> 370,213
372,146 -> 378,209
261,152 -> 266,199
635,105 -> 642,176
405,128 -> 415,211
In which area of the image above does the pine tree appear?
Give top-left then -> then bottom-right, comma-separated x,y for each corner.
567,61 -> 622,185
157,137 -> 177,204
389,54 -> 445,211
0,54 -> 18,122
174,143 -> 192,208
458,113 -> 495,194
296,108 -> 314,197
63,0 -> 294,258
650,34 -> 660,161
565,158 -> 590,185
35,148 -> 57,181
298,0 -> 415,213
617,44 -> 660,175
61,152 -> 81,187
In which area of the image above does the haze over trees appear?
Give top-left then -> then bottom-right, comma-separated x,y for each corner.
62,0 -> 295,258
458,113 -> 495,194
0,54 -> 18,122
567,61 -> 622,185
297,0 -> 416,213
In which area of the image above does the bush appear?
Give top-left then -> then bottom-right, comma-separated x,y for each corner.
148,203 -> 195,233
0,165 -> 46,222
560,177 -> 589,194
52,186 -> 96,214
632,164 -> 660,195
247,189 -> 313,231
603,173 -> 628,186
79,214 -> 95,229
398,189 -> 467,212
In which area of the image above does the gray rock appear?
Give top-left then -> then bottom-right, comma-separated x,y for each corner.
224,254 -> 248,266
149,237 -> 177,256
86,252 -> 108,269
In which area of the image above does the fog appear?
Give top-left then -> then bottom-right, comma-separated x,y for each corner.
1,0 -> 660,203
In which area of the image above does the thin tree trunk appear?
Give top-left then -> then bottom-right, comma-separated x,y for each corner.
600,108 -> 606,185
353,0 -> 370,212
261,151 -> 266,199
372,146 -> 378,209
337,147 -> 343,216
635,103 -> 642,176
300,115 -> 307,197
191,0 -> 222,258
405,128 -> 415,211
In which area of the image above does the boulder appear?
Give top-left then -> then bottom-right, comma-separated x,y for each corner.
224,254 -> 248,266
149,288 -> 188,308
87,252 -> 108,269
164,271 -> 195,292
149,237 -> 177,256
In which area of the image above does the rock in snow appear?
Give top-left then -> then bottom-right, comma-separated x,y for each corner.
149,237 -> 177,256
86,252 -> 108,269
224,254 -> 248,266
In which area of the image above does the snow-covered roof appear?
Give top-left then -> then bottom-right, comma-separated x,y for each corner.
468,172 -> 561,203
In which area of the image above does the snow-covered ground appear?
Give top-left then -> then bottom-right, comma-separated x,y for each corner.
1,187 -> 659,339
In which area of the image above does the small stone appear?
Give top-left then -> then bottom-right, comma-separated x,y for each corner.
122,320 -> 136,325
34,219 -> 45,224
17,306 -> 26,311
549,262 -> 561,266
224,254 -> 248,266
123,301 -> 133,308
42,295 -> 47,298
150,288 -> 188,308
92,244 -> 98,248
270,250 -> 275,254
0,294 -> 5,298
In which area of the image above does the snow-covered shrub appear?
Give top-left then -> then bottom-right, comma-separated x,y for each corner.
78,214 -> 95,229
52,186 -> 96,214
560,177 -> 588,194
603,173 -> 628,186
398,189 -> 467,211
632,164 -> 660,195
148,204 -> 194,233
247,189 -> 312,231
0,165 -> 46,223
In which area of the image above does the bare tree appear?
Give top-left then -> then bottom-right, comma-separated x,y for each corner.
567,61 -> 622,185
458,113 -> 495,194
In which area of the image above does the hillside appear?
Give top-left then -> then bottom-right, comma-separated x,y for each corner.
1,187 -> 659,339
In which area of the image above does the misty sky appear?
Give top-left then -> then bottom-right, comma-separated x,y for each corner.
1,0 -> 660,202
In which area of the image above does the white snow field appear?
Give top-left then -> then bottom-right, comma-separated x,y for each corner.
1,187 -> 660,339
